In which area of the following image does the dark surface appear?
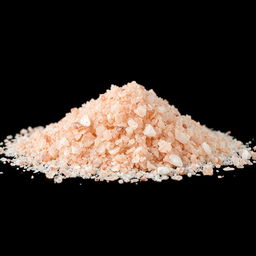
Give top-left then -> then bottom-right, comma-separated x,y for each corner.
0,15 -> 255,208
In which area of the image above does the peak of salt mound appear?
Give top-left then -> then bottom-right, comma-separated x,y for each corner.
1,81 -> 255,183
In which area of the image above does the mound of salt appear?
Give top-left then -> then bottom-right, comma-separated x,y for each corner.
0,81 -> 255,183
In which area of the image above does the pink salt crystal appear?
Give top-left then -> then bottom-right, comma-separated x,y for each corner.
147,161 -> 156,171
175,129 -> 190,144
128,119 -> 138,130
158,140 -> 172,153
143,124 -> 156,137
251,152 -> 256,160
134,105 -> 147,117
168,154 -> 183,167
202,165 -> 214,176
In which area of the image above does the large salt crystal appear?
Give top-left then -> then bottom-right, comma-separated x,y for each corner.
202,142 -> 212,155
169,154 -> 183,167
175,129 -> 190,144
134,105 -> 146,117
158,140 -> 172,153
241,149 -> 251,160
80,115 -> 91,127
128,119 -> 138,130
157,166 -> 171,175
143,124 -> 156,137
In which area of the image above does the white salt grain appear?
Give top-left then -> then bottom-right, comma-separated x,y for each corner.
223,167 -> 235,171
241,150 -> 251,160
128,119 -> 138,130
80,115 -> 91,127
143,124 -> 156,137
157,166 -> 171,175
169,154 -> 183,167
134,105 -> 146,117
171,175 -> 183,181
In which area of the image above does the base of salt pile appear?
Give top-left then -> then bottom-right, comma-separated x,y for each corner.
0,81 -> 255,183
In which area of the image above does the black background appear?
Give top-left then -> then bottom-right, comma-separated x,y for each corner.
0,8 -> 255,217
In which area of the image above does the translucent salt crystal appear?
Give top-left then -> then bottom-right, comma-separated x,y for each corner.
241,149 -> 251,160
147,161 -> 156,170
175,129 -> 190,144
59,137 -> 69,147
202,142 -> 212,155
143,124 -> 156,137
158,140 -> 172,153
157,166 -> 171,175
128,119 -> 138,130
71,146 -> 79,154
158,106 -> 166,113
80,115 -> 91,127
169,154 -> 183,167
134,105 -> 146,117
109,147 -> 120,155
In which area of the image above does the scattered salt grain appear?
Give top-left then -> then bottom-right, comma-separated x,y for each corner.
202,142 -> 212,155
80,115 -> 91,127
157,166 -> 171,175
223,167 -> 235,171
171,175 -> 183,181
202,165 -> 214,176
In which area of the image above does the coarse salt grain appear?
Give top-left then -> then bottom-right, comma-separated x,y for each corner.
223,167 -> 235,171
168,154 -> 183,167
241,150 -> 251,160
134,105 -> 146,117
143,124 -> 156,137
80,115 -> 91,127
128,119 -> 138,130
202,142 -> 212,155
202,165 -> 214,176
157,166 -> 171,175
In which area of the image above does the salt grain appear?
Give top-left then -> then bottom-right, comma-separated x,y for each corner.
241,150 -> 251,160
168,154 -> 183,167
202,142 -> 212,155
157,166 -> 171,175
143,124 -> 156,137
223,167 -> 235,171
80,115 -> 91,127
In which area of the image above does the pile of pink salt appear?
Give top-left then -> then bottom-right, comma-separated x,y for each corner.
0,81 -> 255,183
